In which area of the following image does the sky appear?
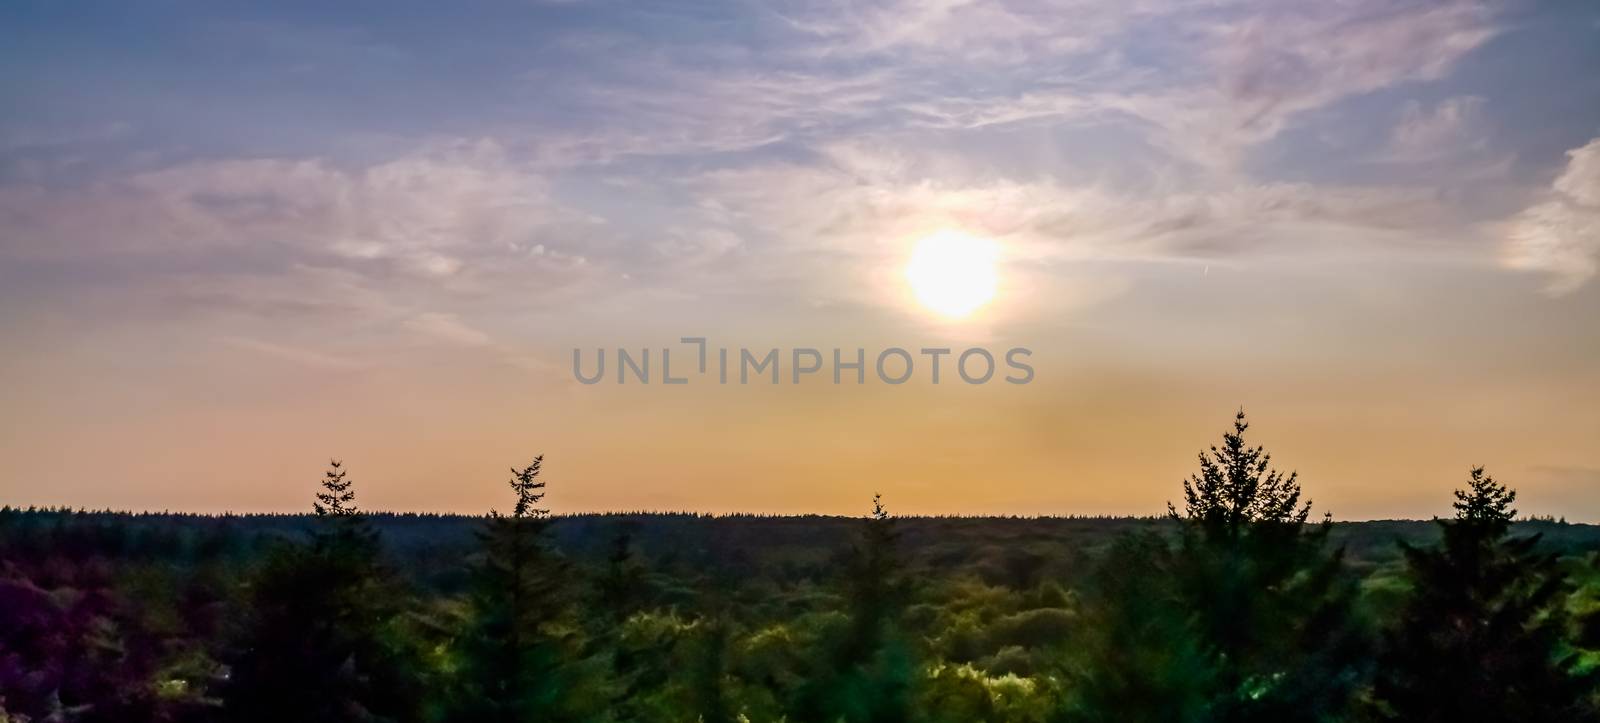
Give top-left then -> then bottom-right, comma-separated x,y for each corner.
2,0 -> 1599,519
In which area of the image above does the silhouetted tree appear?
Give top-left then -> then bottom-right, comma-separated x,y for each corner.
1171,410 -> 1311,536
793,494 -> 916,723
224,460 -> 421,723
449,456 -> 586,722
1166,410 -> 1366,722
313,460 -> 357,517
1372,467 -> 1600,722
846,495 -> 904,659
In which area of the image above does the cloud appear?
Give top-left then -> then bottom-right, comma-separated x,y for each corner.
774,0 -> 1132,61
219,335 -> 371,372
1387,96 -> 1487,162
0,139 -> 624,321
1096,1 -> 1501,171
0,0 -> 1544,330
1211,3 -> 1495,125
670,139 -> 1462,315
403,312 -> 493,346
518,0 -> 1503,173
1504,138 -> 1600,293
162,265 -> 401,322
1,139 -> 567,268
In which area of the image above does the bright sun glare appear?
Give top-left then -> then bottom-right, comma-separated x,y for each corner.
905,230 -> 999,318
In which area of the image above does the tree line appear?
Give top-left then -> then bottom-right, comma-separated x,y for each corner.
3,411 -> 1599,721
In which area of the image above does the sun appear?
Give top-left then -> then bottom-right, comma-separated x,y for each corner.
904,230 -> 999,318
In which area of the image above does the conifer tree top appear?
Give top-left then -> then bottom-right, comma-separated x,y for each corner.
1451,466 -> 1516,535
1171,410 -> 1314,537
313,459 -> 358,517
505,455 -> 548,520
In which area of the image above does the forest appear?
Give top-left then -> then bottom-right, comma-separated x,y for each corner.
4,412 -> 1600,722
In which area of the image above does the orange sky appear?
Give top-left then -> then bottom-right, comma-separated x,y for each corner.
4,258 -> 1597,520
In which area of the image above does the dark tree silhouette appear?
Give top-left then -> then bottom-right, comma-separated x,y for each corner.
449,455 -> 585,722
1170,410 -> 1312,535
793,493 -> 916,723
1373,467 -> 1600,722
313,460 -> 357,517
846,494 -> 904,660
1165,410 -> 1366,723
16,432 -> 1600,723
224,460 -> 422,723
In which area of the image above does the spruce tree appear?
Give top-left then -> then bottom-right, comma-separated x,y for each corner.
450,455 -> 581,722
793,494 -> 915,723
1373,467 -> 1600,722
1166,410 -> 1365,722
1171,410 -> 1311,536
313,459 -> 357,516
846,494 -> 905,662
311,459 -> 380,561
225,460 -> 421,723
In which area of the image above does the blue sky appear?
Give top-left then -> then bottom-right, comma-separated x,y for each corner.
2,0 -> 1599,516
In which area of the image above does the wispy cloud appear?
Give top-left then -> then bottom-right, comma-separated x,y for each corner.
1387,96 -> 1487,162
1505,138 -> 1600,294
0,140 -> 617,319
219,335 -> 371,372
0,0 -> 1581,327
404,312 -> 493,347
513,0 -> 1504,173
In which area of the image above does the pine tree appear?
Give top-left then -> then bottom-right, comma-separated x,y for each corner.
793,494 -> 915,723
449,455 -> 582,722
1373,467 -> 1600,722
1166,410 -> 1365,722
311,459 -> 379,562
225,460 -> 421,723
1170,410 -> 1312,537
845,494 -> 904,661
313,459 -> 357,517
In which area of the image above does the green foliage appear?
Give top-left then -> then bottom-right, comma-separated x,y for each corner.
1373,467 -> 1600,722
224,460 -> 424,723
792,494 -> 918,723
1167,411 -> 1367,723
8,424 -> 1600,723
1059,530 -> 1216,723
446,455 -> 593,723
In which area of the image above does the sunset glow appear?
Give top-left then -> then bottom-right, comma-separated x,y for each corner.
0,1 -> 1596,519
905,231 -> 1000,319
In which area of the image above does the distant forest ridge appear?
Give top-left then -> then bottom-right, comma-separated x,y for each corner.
7,420 -> 1600,721
5,506 -> 1597,572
